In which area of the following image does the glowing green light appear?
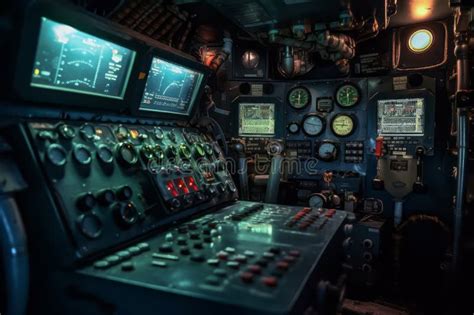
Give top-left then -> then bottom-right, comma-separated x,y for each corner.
408,29 -> 433,53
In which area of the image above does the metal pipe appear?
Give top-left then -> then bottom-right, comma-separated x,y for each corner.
453,108 -> 468,270
0,195 -> 29,315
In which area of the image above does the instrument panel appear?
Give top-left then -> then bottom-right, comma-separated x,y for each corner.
284,79 -> 368,178
17,120 -> 237,263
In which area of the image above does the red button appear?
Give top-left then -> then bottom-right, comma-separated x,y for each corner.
283,255 -> 296,263
217,251 -> 229,260
240,272 -> 254,283
247,264 -> 262,274
289,250 -> 300,257
277,261 -> 289,271
262,276 -> 278,287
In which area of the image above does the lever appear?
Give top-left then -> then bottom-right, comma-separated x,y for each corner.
264,141 -> 284,204
413,147 -> 427,193
372,136 -> 385,190
233,141 -> 250,201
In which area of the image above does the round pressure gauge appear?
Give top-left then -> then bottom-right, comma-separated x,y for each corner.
302,114 -> 325,137
308,193 -> 327,208
287,122 -> 300,134
316,141 -> 338,162
288,86 -> 311,109
331,114 -> 356,137
335,83 -> 360,108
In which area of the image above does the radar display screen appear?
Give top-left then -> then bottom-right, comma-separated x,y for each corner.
139,57 -> 204,116
238,103 -> 275,136
377,98 -> 425,135
31,17 -> 136,99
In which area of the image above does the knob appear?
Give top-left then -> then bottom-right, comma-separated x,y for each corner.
195,192 -> 205,201
141,144 -> 155,160
113,202 -> 138,227
179,143 -> 192,159
77,192 -> 97,211
362,239 -> 373,249
117,186 -> 133,200
183,194 -> 194,206
117,143 -> 138,166
167,131 -> 176,142
194,143 -> 206,158
166,145 -> 177,158
57,124 -> 76,139
98,189 -> 116,206
169,198 -> 181,209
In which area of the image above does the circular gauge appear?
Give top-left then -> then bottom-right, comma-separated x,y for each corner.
316,141 -> 338,161
58,124 -> 76,139
154,127 -> 164,140
116,126 -> 129,142
287,122 -> 300,134
46,144 -> 67,166
335,83 -> 360,108
288,86 -> 311,109
97,145 -> 114,164
302,114 -> 325,137
241,50 -> 260,69
117,143 -> 138,166
80,124 -> 96,141
73,144 -> 92,165
308,193 -> 327,208
331,114 -> 356,137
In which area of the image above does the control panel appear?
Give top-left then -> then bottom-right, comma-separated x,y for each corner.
79,201 -> 347,314
284,79 -> 369,178
21,121 -> 237,260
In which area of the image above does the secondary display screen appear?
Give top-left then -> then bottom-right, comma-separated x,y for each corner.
31,17 -> 136,99
238,103 -> 275,136
377,98 -> 425,135
139,57 -> 204,116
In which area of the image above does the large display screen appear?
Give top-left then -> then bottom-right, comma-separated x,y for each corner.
238,103 -> 275,136
377,98 -> 425,135
31,18 -> 136,99
139,57 -> 204,116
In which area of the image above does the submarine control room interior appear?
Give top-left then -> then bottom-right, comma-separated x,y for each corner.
0,0 -> 473,314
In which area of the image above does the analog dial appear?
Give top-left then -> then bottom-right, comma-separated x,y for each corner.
302,114 -> 325,137
309,193 -> 326,208
331,114 -> 356,137
288,87 -> 311,109
335,83 -> 360,108
317,142 -> 338,161
287,122 -> 300,134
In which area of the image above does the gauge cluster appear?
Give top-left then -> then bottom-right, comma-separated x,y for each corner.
284,79 -> 368,178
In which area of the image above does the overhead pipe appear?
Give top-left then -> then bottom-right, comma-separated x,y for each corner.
452,6 -> 471,273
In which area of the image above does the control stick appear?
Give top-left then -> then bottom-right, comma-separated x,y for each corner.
413,147 -> 427,193
232,141 -> 250,201
372,136 -> 385,190
264,141 -> 284,204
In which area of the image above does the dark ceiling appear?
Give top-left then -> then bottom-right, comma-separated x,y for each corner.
389,0 -> 453,27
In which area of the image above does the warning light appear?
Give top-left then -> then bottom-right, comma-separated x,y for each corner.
174,178 -> 190,194
166,181 -> 179,197
129,129 -> 140,139
186,176 -> 200,192
34,69 -> 40,76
